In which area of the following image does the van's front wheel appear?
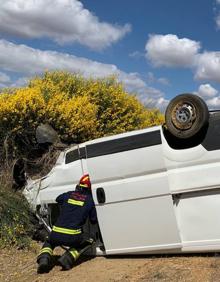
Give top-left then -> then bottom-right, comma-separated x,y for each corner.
165,94 -> 209,139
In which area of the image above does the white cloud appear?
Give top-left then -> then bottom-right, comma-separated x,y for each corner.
0,71 -> 11,89
206,97 -> 220,109
195,52 -> 220,83
193,84 -> 220,110
140,91 -> 169,112
12,77 -> 29,87
145,34 -> 220,84
0,39 -> 119,77
0,39 -> 167,110
145,34 -> 201,67
197,84 -> 218,98
0,0 -> 131,50
118,71 -> 167,109
146,72 -> 170,86
0,71 -> 10,83
146,72 -> 155,84
129,51 -> 144,59
157,77 -> 170,86
119,72 -> 146,91
215,0 -> 220,30
156,97 -> 169,111
118,71 -> 169,109
216,15 -> 220,29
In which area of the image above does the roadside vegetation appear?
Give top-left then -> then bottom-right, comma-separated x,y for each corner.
0,184 -> 34,248
0,71 -> 164,248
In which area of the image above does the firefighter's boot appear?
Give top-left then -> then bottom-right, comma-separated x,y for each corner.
58,249 -> 79,271
37,253 -> 52,274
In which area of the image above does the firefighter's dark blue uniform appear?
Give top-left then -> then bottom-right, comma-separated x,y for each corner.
37,184 -> 97,273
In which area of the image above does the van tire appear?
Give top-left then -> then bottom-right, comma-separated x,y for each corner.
165,94 -> 209,139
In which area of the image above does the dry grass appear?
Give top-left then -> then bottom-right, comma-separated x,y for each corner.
0,163 -> 14,189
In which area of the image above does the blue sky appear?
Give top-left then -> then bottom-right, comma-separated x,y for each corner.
1,0 -> 220,110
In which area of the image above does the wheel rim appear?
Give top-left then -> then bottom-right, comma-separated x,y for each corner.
171,102 -> 196,130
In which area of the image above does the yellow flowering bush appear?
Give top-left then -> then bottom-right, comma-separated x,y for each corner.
83,78 -> 164,136
0,71 -> 164,157
29,71 -> 164,136
46,93 -> 98,142
0,88 -> 45,138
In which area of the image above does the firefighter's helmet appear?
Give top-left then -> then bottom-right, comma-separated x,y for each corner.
79,174 -> 91,188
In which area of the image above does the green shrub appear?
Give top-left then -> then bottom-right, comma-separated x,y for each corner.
0,185 -> 34,248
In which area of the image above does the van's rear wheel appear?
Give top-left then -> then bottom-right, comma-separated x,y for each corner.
165,94 -> 209,139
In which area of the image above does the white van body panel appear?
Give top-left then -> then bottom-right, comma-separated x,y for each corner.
95,195 -> 181,254
162,130 -> 220,194
175,190 -> 220,252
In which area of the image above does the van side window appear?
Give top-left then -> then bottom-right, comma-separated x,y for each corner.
202,113 -> 220,151
65,149 -> 79,164
86,130 -> 161,158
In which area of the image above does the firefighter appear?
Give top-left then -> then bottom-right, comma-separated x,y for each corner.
37,174 -> 97,273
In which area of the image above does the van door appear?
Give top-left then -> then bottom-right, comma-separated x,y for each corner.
86,128 -> 182,255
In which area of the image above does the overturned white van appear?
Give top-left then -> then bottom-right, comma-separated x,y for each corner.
22,94 -> 220,255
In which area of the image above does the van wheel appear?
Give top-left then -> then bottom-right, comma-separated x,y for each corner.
165,94 -> 209,139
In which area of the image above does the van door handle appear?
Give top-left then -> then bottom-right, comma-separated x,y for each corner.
96,188 -> 106,204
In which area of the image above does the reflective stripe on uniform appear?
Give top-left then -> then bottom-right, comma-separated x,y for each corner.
52,226 -> 81,235
79,184 -> 88,188
67,199 -> 84,206
39,247 -> 53,256
69,248 -> 80,261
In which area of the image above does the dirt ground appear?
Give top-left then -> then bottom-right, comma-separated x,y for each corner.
1,243 -> 220,282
